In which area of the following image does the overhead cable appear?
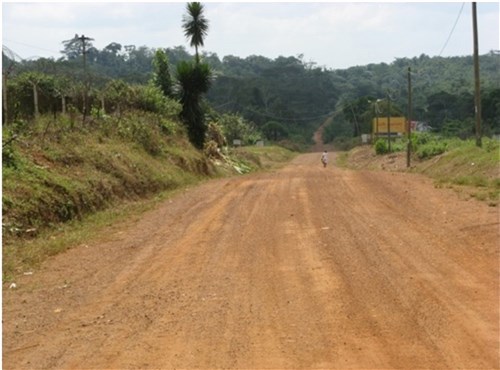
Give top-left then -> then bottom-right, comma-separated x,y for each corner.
438,2 -> 466,57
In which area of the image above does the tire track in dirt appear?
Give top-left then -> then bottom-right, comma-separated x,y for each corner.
3,153 -> 499,369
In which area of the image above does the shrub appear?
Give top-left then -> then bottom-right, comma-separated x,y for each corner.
130,84 -> 181,118
374,139 -> 389,155
2,129 -> 18,168
416,141 -> 447,159
484,137 -> 500,153
411,133 -> 450,159
114,112 -> 163,155
412,132 -> 433,146
217,113 -> 261,146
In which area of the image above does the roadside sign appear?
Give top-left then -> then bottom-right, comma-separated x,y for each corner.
373,117 -> 407,135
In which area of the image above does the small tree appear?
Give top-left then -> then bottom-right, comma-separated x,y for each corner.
11,72 -> 56,120
102,79 -> 132,118
152,49 -> 173,98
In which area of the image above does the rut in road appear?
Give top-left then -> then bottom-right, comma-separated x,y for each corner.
3,153 -> 499,369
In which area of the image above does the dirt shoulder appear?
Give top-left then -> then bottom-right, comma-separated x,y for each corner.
3,152 -> 499,369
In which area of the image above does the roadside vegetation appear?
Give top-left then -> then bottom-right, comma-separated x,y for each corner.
411,135 -> 499,205
2,2 -> 299,282
341,133 -> 499,206
2,110 -> 294,281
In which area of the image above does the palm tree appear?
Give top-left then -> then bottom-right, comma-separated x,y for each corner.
182,2 -> 209,63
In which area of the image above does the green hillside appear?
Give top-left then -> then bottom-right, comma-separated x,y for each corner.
5,43 -> 499,147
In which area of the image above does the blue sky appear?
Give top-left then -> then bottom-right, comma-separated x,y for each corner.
2,1 -> 499,69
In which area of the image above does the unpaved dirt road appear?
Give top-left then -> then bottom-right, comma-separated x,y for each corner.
3,153 -> 499,369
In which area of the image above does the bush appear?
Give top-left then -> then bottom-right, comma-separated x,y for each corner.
484,137 -> 500,153
2,129 -> 18,168
412,132 -> 433,146
130,84 -> 181,118
216,113 -> 261,146
411,133 -> 449,159
374,139 -> 389,155
415,141 -> 447,159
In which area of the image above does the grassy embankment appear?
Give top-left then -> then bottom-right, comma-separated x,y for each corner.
413,137 -> 499,203
339,134 -> 499,205
2,112 -> 295,281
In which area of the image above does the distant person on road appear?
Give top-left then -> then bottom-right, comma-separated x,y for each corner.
321,150 -> 328,168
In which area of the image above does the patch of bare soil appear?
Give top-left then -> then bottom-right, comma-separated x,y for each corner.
345,145 -> 412,172
3,153 -> 499,369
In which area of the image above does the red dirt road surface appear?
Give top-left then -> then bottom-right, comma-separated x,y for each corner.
3,153 -> 499,369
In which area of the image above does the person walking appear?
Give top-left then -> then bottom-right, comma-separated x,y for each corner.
321,150 -> 328,168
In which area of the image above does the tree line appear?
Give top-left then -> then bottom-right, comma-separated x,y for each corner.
3,6 -> 499,148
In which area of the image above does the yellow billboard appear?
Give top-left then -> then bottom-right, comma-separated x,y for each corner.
372,117 -> 407,134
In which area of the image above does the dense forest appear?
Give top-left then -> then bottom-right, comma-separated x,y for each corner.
3,35 -> 500,147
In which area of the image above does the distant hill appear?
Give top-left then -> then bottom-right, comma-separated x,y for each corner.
4,44 -> 499,142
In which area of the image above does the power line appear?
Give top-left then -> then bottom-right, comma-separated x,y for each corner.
3,38 -> 61,56
2,45 -> 24,63
438,2 -> 466,57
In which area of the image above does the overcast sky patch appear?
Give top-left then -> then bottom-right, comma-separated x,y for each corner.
2,1 -> 498,69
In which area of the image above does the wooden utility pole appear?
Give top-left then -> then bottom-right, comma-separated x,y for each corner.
32,81 -> 39,119
472,2 -> 482,147
2,47 -> 17,125
2,72 -> 8,124
78,34 -> 93,123
387,93 -> 392,153
374,101 -> 380,139
407,67 -> 412,168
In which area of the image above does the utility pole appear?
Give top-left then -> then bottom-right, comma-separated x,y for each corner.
369,99 -> 381,142
78,34 -> 93,123
2,71 -> 8,124
472,2 -> 482,147
2,47 -> 18,125
407,67 -> 412,168
387,93 -> 392,153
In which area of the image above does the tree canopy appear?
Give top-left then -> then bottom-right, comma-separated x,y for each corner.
3,34 -> 499,142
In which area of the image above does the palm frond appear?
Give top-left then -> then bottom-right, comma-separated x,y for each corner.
182,2 -> 209,52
